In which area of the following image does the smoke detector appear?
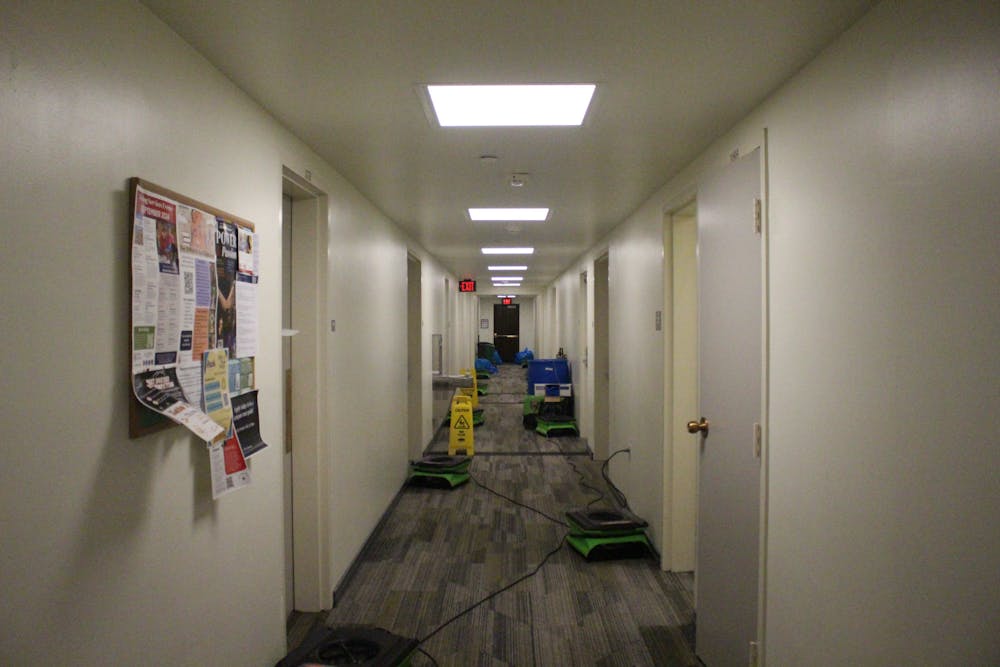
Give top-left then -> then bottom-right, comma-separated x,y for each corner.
510,172 -> 529,188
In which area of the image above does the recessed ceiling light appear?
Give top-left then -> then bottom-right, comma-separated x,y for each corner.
481,247 -> 534,255
497,295 -> 517,299
491,276 -> 523,282
469,208 -> 549,222
427,84 -> 596,127
488,265 -> 528,271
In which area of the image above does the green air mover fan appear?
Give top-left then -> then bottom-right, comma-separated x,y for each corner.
408,454 -> 471,489
275,623 -> 418,667
565,508 -> 652,561
535,414 -> 579,437
534,398 -> 578,437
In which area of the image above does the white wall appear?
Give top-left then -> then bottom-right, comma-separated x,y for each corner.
759,3 -> 999,662
0,2 -> 458,664
541,1 -> 1000,663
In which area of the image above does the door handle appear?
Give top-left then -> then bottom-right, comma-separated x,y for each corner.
687,417 -> 709,435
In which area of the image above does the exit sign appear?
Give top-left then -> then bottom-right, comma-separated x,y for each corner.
502,298 -> 512,305
459,279 -> 476,293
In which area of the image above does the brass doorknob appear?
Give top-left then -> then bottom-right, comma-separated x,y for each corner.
687,418 -> 709,435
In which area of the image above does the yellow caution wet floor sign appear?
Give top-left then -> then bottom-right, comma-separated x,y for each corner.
448,394 -> 475,456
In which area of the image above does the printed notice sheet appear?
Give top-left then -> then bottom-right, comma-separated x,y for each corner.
202,348 -> 232,433
232,390 -> 267,458
132,368 -> 223,442
209,431 -> 251,499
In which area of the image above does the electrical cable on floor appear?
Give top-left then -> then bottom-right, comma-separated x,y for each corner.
414,458 -> 569,655
468,465 -> 569,527
563,454 -> 607,507
415,645 -> 439,666
413,448 -> 642,657
416,534 -> 568,647
601,448 -> 631,510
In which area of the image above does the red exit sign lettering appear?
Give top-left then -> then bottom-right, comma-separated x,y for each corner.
459,279 -> 476,293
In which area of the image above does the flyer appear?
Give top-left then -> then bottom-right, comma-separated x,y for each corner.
235,279 -> 258,358
132,368 -> 224,442
209,431 -> 251,499
215,219 -> 238,358
238,226 -> 255,277
231,390 -> 267,458
202,348 -> 232,433
228,357 -> 255,396
177,205 -> 217,259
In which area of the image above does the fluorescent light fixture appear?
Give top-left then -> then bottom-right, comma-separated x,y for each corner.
491,276 -> 523,282
427,84 -> 596,126
481,247 -> 534,255
488,265 -> 528,271
469,208 -> 549,222
497,295 -> 517,299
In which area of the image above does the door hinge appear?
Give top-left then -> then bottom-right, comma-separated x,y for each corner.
753,422 -> 762,459
749,640 -> 760,667
753,198 -> 762,236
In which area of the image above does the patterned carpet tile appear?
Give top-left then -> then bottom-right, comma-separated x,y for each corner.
323,365 -> 696,666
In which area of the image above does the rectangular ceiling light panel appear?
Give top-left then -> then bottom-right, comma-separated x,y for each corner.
488,265 -> 528,271
469,208 -> 549,222
428,84 -> 596,126
491,276 -> 523,282
481,247 -> 534,255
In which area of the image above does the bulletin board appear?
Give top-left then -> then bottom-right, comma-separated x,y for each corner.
128,178 -> 267,498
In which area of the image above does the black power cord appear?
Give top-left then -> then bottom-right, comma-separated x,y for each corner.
413,457 -> 570,657
601,448 -> 631,510
469,466 -> 569,527
413,448 -> 639,662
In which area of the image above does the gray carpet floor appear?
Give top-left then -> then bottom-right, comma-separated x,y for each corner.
302,364 -> 697,666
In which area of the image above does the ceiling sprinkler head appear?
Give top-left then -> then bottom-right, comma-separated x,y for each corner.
510,172 -> 529,188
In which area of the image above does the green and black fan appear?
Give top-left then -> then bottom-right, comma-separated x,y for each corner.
566,507 -> 652,561
408,454 -> 471,489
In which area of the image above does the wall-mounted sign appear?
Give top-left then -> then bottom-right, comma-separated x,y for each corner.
501,298 -> 512,305
459,279 -> 476,293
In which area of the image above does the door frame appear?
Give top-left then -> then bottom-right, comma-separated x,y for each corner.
592,253 -> 610,461
282,166 -> 329,613
661,201 -> 699,573
406,253 -> 423,460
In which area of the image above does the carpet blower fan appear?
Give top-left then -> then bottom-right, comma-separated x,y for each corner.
275,623 -> 418,667
565,507 -> 652,561
408,454 -> 471,489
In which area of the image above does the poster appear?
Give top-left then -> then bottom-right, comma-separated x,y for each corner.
232,390 -> 267,458
202,348 -> 232,433
215,219 -> 238,358
228,357 -> 255,396
209,431 -> 251,499
133,368 -> 224,442
235,279 -> 258,358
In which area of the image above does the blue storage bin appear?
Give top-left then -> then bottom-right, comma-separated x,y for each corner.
527,358 -> 571,393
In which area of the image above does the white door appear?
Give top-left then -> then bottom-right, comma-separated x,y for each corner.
694,149 -> 762,666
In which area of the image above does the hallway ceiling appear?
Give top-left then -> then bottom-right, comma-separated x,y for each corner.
143,1 -> 873,294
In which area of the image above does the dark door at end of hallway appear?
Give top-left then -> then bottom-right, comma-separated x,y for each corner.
493,303 -> 519,362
